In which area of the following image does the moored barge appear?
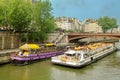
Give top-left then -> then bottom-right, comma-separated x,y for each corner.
10,44 -> 63,65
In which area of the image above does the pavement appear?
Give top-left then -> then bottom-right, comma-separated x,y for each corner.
0,48 -> 19,54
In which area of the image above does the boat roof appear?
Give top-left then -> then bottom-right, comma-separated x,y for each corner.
65,50 -> 76,54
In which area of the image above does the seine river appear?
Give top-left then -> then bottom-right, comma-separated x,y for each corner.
0,51 -> 120,80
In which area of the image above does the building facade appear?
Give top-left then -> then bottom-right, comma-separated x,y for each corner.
83,19 -> 103,33
55,17 -> 83,32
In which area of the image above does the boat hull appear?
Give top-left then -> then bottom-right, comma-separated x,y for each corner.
11,51 -> 63,65
52,45 -> 116,68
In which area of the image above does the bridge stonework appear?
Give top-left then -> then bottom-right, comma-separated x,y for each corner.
68,33 -> 120,41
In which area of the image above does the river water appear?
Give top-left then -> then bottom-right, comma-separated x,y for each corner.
0,51 -> 120,80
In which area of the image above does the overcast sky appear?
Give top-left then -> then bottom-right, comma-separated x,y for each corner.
50,0 -> 120,25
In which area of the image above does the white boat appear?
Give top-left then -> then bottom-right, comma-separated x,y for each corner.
51,43 -> 116,68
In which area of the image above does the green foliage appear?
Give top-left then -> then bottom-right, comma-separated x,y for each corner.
31,0 -> 55,32
0,1 -> 4,26
98,16 -> 118,32
0,0 -> 55,43
0,0 -> 10,27
67,30 -> 74,32
28,31 -> 48,42
29,0 -> 55,42
77,29 -> 83,32
8,0 -> 32,32
28,32 -> 39,42
37,31 -> 48,42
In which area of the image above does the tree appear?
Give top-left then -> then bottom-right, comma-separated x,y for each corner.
0,1 -> 5,27
29,0 -> 55,42
98,16 -> 118,32
32,0 -> 55,32
0,0 -> 11,29
0,0 -> 55,43
8,0 -> 32,32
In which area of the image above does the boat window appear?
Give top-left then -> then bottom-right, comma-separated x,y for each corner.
66,53 -> 75,56
84,54 -> 89,58
77,53 -> 81,56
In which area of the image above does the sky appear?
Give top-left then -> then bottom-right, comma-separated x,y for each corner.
50,0 -> 120,25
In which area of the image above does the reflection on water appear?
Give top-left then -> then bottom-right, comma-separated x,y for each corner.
0,51 -> 120,80
0,61 -> 51,80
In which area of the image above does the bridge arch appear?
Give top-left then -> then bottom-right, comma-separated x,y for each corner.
68,33 -> 120,42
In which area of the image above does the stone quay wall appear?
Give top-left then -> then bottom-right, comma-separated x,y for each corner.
0,32 -> 69,50
47,32 -> 69,44
0,32 -> 68,64
0,32 -> 19,50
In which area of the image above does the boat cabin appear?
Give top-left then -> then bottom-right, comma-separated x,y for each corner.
65,50 -> 76,56
63,50 -> 86,61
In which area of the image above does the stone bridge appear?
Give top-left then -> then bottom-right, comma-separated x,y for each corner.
68,32 -> 120,42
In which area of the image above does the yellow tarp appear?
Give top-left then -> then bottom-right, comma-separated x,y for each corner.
45,42 -> 56,47
19,44 -> 40,50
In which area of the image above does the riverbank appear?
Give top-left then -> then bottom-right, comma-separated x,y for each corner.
0,49 -> 19,64
0,55 -> 10,64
